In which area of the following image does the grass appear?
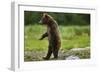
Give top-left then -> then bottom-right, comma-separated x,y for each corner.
24,24 -> 90,51
24,24 -> 48,51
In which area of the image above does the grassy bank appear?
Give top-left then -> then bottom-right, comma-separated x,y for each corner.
24,24 -> 90,51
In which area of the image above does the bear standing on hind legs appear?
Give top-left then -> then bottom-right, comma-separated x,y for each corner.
39,13 -> 61,60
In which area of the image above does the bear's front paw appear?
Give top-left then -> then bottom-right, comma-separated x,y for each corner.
39,38 -> 42,40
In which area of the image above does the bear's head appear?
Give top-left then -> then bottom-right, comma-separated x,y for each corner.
39,13 -> 55,25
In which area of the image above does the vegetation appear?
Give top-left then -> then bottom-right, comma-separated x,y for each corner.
24,11 -> 90,26
24,25 -> 90,51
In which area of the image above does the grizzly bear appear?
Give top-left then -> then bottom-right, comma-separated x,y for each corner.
39,13 -> 61,60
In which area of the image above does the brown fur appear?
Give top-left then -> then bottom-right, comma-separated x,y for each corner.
39,13 -> 61,60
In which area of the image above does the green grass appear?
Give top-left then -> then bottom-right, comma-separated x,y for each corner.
24,24 -> 48,51
24,24 -> 90,51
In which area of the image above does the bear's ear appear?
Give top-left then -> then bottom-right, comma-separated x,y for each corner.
43,13 -> 48,18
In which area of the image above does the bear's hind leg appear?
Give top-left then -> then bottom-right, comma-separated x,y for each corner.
52,48 -> 59,59
43,46 -> 52,60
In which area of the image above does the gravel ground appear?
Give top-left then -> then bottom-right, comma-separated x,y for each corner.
24,47 -> 90,62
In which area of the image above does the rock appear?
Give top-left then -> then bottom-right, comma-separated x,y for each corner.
66,55 -> 80,60
67,47 -> 90,59
70,48 -> 89,51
